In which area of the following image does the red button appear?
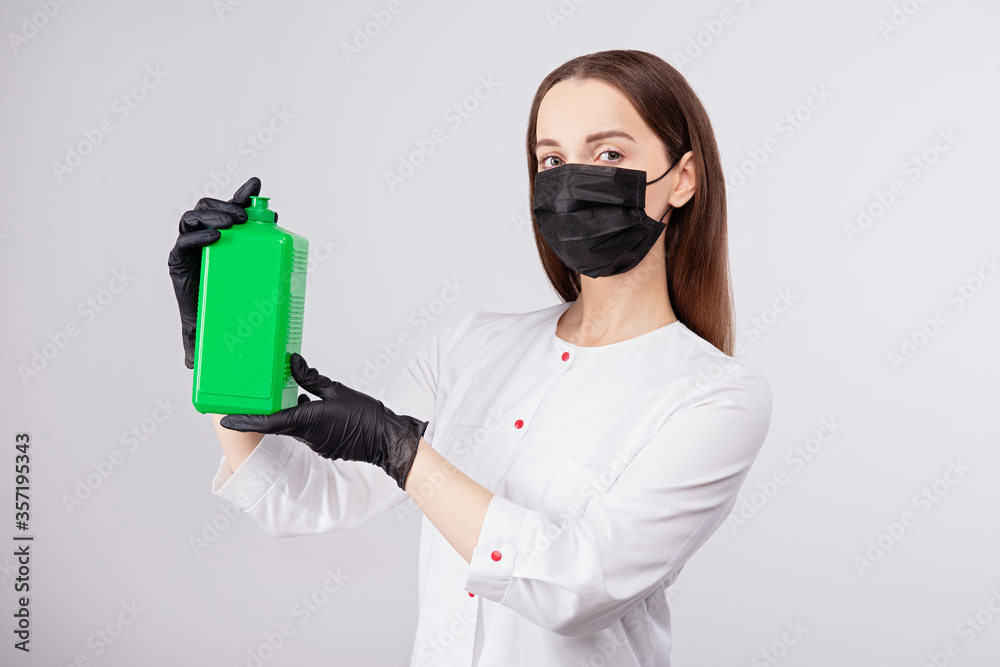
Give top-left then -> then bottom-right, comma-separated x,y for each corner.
514,419 -> 523,429
561,351 -> 570,361
469,592 -> 475,597
491,550 -> 502,561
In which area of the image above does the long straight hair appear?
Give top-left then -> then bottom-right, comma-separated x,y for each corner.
525,49 -> 735,356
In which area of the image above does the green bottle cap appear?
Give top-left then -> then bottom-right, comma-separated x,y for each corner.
246,196 -> 276,223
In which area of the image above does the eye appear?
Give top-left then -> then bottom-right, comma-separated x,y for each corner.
538,146 -> 625,170
599,148 -> 624,162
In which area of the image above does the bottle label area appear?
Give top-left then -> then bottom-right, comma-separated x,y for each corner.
195,235 -> 284,401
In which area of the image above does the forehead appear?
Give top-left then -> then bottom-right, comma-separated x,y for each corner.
536,78 -> 647,143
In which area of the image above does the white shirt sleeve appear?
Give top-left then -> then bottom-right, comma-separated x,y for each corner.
461,364 -> 773,637
208,310 -> 478,537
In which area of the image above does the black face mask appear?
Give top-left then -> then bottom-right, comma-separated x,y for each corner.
532,156 -> 681,278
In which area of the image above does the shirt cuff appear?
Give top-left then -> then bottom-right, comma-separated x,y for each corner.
211,435 -> 294,511
463,493 -> 532,603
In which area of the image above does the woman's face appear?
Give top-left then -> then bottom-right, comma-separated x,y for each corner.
534,77 -> 681,221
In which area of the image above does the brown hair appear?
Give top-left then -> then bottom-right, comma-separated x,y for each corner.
525,49 -> 735,355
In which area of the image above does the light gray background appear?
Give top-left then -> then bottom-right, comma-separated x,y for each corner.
2,0 -> 999,665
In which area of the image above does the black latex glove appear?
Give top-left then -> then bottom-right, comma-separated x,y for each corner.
167,177 -> 273,369
220,353 -> 428,491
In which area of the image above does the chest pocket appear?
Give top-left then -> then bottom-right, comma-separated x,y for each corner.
500,434 -> 638,516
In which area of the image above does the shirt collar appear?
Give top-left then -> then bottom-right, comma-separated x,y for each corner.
548,300 -> 684,360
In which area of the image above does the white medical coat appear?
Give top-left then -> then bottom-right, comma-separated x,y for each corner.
211,301 -> 773,666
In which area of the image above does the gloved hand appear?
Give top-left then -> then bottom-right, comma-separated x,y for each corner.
220,353 -> 428,491
168,177 -> 272,369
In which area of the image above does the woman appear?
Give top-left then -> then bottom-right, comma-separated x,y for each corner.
169,49 -> 772,666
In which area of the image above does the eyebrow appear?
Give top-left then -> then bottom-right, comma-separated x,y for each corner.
535,129 -> 637,151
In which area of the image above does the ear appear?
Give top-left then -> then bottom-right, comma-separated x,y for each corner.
668,150 -> 697,209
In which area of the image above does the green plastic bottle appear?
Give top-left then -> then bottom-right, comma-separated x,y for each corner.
191,195 -> 308,415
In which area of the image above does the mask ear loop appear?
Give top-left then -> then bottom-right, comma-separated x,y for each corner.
647,154 -> 683,223
646,154 -> 682,185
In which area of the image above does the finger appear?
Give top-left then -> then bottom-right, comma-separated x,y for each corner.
194,197 -> 248,220
229,177 -> 261,207
221,408 -> 302,436
297,393 -> 311,405
168,228 -> 221,266
179,208 -> 243,234
289,353 -> 340,399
